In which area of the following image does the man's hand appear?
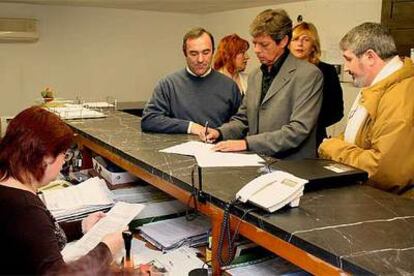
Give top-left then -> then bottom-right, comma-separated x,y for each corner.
212,140 -> 247,152
190,123 -> 205,135
198,127 -> 220,143
81,211 -> 106,234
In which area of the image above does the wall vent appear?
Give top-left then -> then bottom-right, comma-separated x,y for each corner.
0,18 -> 39,42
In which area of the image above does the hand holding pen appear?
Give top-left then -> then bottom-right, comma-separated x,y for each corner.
199,121 -> 220,143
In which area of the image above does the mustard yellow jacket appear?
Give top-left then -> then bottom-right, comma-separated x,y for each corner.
319,58 -> 414,198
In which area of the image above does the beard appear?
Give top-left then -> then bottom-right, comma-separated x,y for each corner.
349,72 -> 368,88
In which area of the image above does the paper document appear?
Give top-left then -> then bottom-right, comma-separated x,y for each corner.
120,241 -> 204,276
124,239 -> 164,265
195,151 -> 264,167
160,141 -> 264,167
135,200 -> 187,220
62,202 -> 144,262
160,141 -> 213,156
151,246 -> 205,276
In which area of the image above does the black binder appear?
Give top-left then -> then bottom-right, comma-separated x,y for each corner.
271,159 -> 368,191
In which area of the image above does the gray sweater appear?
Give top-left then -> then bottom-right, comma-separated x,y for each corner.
141,69 -> 241,133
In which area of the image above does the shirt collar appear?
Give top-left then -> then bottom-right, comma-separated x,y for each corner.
186,66 -> 212,78
260,49 -> 289,77
370,56 -> 403,86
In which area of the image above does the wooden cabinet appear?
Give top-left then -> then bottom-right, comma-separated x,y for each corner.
382,0 -> 414,56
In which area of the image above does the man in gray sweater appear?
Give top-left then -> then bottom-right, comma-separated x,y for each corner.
141,27 -> 241,134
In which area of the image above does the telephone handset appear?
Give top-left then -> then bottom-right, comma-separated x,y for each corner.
236,171 -> 308,212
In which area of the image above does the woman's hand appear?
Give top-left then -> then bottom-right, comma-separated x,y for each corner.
82,213 -> 125,256
81,211 -> 106,234
102,231 -> 124,256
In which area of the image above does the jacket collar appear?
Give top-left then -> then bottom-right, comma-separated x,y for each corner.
361,57 -> 414,119
254,53 -> 296,105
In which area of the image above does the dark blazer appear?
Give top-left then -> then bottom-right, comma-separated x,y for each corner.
316,61 -> 344,147
219,53 -> 323,159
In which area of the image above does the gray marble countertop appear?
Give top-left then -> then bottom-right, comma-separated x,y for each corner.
68,111 -> 414,275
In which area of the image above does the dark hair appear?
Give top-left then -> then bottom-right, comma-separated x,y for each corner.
250,9 -> 292,44
0,106 -> 73,184
213,34 -> 249,75
182,27 -> 215,55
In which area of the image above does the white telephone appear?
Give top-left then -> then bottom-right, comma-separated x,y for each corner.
236,171 -> 308,212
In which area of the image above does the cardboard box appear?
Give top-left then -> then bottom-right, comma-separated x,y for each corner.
92,157 -> 138,185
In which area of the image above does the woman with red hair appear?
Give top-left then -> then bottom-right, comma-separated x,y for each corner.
214,34 -> 250,95
0,106 -> 123,275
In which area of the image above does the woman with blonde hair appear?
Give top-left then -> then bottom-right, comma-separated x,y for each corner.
290,22 -> 344,148
214,34 -> 250,95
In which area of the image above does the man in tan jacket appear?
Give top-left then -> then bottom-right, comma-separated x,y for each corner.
319,22 -> 414,198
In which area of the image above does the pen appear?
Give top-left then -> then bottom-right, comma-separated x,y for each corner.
204,121 -> 209,143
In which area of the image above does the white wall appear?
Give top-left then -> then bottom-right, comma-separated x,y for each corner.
0,0 -> 381,126
0,3 -> 200,116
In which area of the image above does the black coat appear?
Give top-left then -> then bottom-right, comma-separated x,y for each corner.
316,61 -> 344,147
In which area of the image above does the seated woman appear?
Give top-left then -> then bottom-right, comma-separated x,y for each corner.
0,106 -> 123,275
290,22 -> 344,148
213,34 -> 250,95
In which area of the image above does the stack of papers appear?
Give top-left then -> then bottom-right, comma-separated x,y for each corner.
134,200 -> 187,221
62,202 -> 144,262
111,185 -> 173,204
139,215 -> 210,251
160,141 -> 264,167
40,177 -> 114,222
47,104 -> 106,119
111,185 -> 187,224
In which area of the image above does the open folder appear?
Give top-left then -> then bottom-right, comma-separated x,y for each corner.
40,177 -> 114,222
